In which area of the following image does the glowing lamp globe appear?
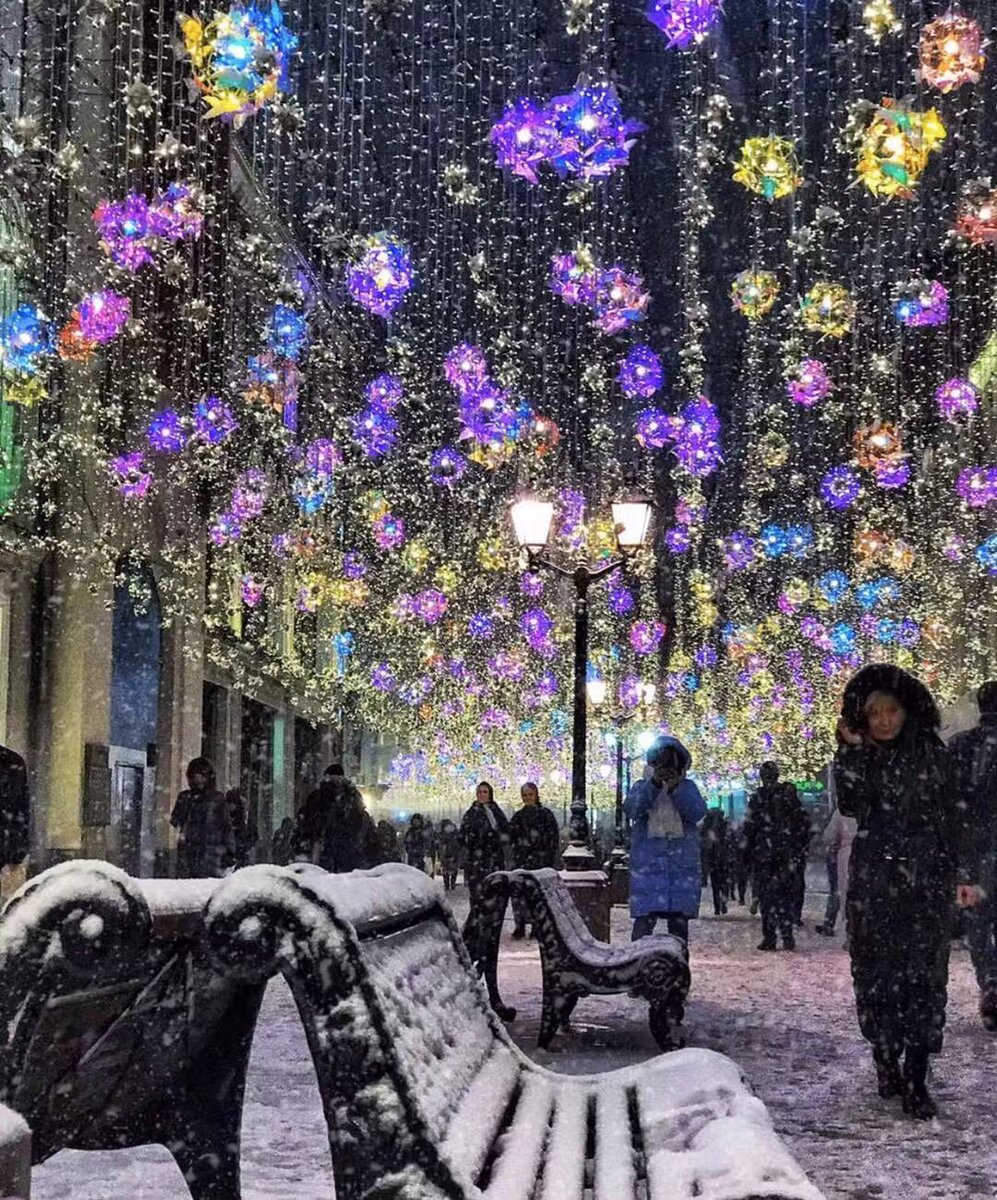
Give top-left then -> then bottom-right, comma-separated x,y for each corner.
511,495 -> 555,554
611,496 -> 653,553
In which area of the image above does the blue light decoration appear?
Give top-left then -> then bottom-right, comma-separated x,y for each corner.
333,631 -> 355,677
646,0 -> 722,48
147,408 -> 187,453
352,405 -> 398,458
292,473 -> 333,515
0,304 -> 53,375
783,525 -> 813,558
817,570 -> 851,604
489,99 -> 559,184
429,445 -> 467,487
617,344 -> 664,398
829,622 -> 856,655
819,464 -> 861,509
364,372 -> 404,410
192,395 -> 238,444
267,303 -> 308,360
347,232 -> 415,319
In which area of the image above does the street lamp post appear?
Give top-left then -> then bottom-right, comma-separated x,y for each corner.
510,492 -> 653,868
589,684 -> 657,852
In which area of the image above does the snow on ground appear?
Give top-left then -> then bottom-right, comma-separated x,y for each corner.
32,872 -> 997,1199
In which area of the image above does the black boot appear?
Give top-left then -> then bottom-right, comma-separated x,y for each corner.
980,990 -> 997,1032
902,1047 -> 936,1119
511,925 -> 526,940
873,1044 -> 903,1099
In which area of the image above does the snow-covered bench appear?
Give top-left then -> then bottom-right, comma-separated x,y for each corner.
0,861 -> 265,1200
478,867 -> 690,1050
206,861 -> 825,1200
0,1103 -> 29,1199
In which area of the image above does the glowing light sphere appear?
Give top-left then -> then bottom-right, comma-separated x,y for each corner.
457,381 -> 519,444
919,13 -> 985,93
935,376 -> 979,422
489,98 -> 560,184
549,246 -> 598,306
786,358 -> 832,406
76,290 -> 131,345
894,278 -> 949,327
800,281 -> 855,338
147,409 -> 186,453
862,0 -> 901,42
646,0 -> 721,48
467,612 -> 495,640
954,181 -> 997,246
293,474 -> 333,516
665,526 -> 691,552
373,511 -> 405,551
592,266 -> 650,334
874,457 -> 911,489
0,305 -> 53,376
93,183 -> 203,271
976,535 -> 997,576
635,407 -> 674,449
192,395 -> 237,444
231,468 -> 271,520
519,415 -> 560,458
178,2 -> 297,124
266,303 -> 308,360
956,465 -> 997,507
853,98 -> 945,199
607,574 -> 635,614
732,136 -> 802,201
854,420 -> 902,469
829,623 -> 857,656
413,589 -> 449,624
730,269 -> 780,319
241,576 -> 264,607
302,438 -> 342,478
429,446 -> 467,487
347,232 -> 414,318
444,343 -> 490,394
544,83 -> 645,182
673,395 -> 721,478
109,451 -> 152,499
817,570 -> 850,604
617,344 -> 663,398
630,619 -> 666,655
352,405 -> 398,458
820,465 -> 861,509
723,531 -> 756,570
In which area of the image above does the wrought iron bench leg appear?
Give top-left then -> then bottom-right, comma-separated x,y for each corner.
648,994 -> 685,1052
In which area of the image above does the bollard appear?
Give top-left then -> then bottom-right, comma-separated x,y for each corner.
0,1104 -> 30,1199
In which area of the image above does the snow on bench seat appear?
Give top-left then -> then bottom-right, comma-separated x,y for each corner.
206,862 -> 827,1200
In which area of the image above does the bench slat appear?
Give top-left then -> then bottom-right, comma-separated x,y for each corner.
537,1086 -> 587,1200
595,1084 -> 638,1200
484,1074 -> 555,1199
443,1047 -> 521,1186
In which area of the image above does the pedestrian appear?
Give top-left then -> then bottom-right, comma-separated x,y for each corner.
170,757 -> 235,878
814,805 -> 856,938
700,803 -> 729,916
624,736 -> 707,944
508,780 -> 561,937
729,820 -> 749,906
742,762 -> 808,951
459,781 -> 509,961
298,763 -> 371,873
437,818 -> 461,890
0,744 -> 29,901
226,787 -> 257,867
949,679 -> 997,1031
404,813 -> 432,872
271,816 -> 295,866
424,818 -> 437,877
835,663 -> 960,1119
375,818 -> 401,863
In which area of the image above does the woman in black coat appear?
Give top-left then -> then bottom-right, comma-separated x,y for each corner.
834,664 -> 960,1119
459,780 -> 509,961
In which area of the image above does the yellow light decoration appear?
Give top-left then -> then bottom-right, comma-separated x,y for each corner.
327,578 -> 368,606
433,564 -> 460,591
732,136 -> 802,200
2,375 -> 46,406
759,430 -> 790,469
402,540 -> 430,573
467,438 -> 515,469
919,13 -> 985,93
862,0 -> 902,42
361,490 -> 390,520
853,420 -> 902,468
800,281 -> 855,338
476,537 -> 507,571
885,538 -> 915,572
587,516 -> 619,560
697,602 -> 719,627
785,578 -> 809,604
853,98 -> 945,199
730,269 -> 780,319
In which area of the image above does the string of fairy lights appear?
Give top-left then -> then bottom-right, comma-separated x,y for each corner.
2,0 -> 997,804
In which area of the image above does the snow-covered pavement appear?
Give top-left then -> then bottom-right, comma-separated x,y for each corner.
32,878 -> 997,1199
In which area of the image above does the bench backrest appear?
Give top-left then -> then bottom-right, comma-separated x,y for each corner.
205,863 -> 518,1198
0,863 -> 258,1168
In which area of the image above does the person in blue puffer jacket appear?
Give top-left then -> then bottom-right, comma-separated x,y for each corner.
624,735 -> 707,944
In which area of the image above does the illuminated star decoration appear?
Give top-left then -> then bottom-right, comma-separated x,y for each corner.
347,232 -> 415,318
352,403 -> 398,458
0,304 -> 53,375
549,246 -> 650,335
800,281 -> 855,338
192,395 -> 238,443
953,180 -> 997,246
147,408 -> 187,453
956,466 -> 997,508
178,2 -> 298,124
862,0 -> 902,42
429,446 -> 467,487
852,98 -> 945,199
730,269 -> 780,319
630,619 -> 666,655
617,344 -> 664,398
444,343 -> 490,394
267,303 -> 308,360
646,0 -> 722,48
893,279 -> 949,327
93,183 -> 204,271
60,290 -> 131,359
820,465 -> 862,510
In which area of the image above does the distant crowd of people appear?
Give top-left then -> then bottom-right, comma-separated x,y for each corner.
168,659 -> 997,1122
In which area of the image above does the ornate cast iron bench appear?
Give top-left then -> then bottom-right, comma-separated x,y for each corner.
478,867 -> 690,1051
0,861 -> 264,1200
205,861 -> 825,1200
